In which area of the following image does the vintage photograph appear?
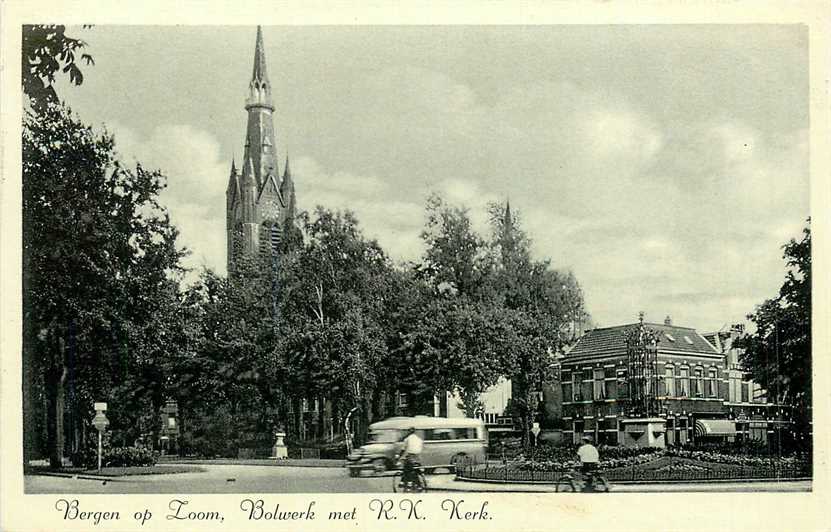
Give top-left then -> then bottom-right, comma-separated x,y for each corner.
20,23 -> 811,495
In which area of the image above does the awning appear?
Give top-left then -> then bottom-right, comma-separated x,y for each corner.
695,419 -> 737,437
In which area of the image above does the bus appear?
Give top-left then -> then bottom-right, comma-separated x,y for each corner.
346,416 -> 487,476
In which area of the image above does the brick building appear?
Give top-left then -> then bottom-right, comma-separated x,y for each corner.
560,315 -> 780,447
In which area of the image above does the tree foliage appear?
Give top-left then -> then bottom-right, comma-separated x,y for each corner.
737,220 -> 811,447
22,25 -> 94,108
23,102 -> 184,466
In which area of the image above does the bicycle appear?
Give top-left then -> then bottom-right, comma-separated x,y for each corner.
391,456 -> 428,493
555,468 -> 610,492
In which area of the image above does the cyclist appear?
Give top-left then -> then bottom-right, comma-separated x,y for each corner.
399,427 -> 424,486
576,435 -> 600,488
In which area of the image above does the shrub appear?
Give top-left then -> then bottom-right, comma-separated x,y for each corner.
69,446 -> 157,469
284,437 -> 348,460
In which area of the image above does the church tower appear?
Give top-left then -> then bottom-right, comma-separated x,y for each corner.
226,26 -> 297,272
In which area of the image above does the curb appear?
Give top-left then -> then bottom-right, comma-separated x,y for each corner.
455,475 -> 812,486
164,459 -> 345,468
27,471 -> 125,482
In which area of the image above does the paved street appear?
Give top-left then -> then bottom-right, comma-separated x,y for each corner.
26,464 -> 391,494
25,464 -> 810,494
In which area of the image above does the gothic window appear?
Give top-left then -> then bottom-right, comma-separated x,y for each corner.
270,224 -> 281,255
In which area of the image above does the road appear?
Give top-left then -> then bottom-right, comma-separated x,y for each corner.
26,464 -> 391,494
25,464 -> 811,494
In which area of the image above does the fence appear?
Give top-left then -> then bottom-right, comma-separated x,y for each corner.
456,458 -> 812,484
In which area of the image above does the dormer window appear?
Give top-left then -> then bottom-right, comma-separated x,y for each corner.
684,336 -> 694,345
665,333 -> 676,342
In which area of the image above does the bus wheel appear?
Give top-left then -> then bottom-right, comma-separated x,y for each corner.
372,458 -> 387,474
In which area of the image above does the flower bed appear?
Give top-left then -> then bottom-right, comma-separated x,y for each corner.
458,446 -> 811,483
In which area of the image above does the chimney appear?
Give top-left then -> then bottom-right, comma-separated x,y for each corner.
664,315 -> 672,326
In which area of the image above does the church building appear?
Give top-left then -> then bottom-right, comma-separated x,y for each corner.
226,26 -> 297,271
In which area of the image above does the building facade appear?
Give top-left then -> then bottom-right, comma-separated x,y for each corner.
226,26 -> 297,271
560,315 -> 780,447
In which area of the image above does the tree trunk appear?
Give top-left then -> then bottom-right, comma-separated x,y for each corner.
46,363 -> 68,468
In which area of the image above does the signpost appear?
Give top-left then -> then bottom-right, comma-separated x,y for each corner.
92,402 -> 109,472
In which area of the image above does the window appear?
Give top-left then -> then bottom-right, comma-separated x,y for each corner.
398,393 -> 408,408
270,224 -> 281,255
708,368 -> 718,397
593,368 -> 605,400
729,375 -> 741,402
684,336 -> 694,345
562,372 -> 572,402
581,370 -> 593,401
167,417 -> 176,428
616,369 -> 629,399
428,428 -> 456,440
741,382 -> 750,403
605,372 -> 616,399
695,368 -> 704,397
664,365 -> 675,396
573,419 -> 585,444
679,368 -> 690,396
572,373 -> 581,401
665,333 -> 676,342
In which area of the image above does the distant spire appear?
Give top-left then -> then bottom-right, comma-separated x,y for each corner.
230,156 -> 237,175
252,25 -> 269,83
282,154 -> 292,179
504,200 -> 513,232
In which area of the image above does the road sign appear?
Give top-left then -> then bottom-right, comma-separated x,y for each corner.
92,412 -> 109,431
92,407 -> 110,472
531,422 -> 541,437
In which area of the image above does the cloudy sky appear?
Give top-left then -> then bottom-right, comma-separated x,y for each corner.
54,25 -> 809,331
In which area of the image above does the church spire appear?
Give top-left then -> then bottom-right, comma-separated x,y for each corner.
280,154 -> 296,222
252,25 -> 269,82
245,25 -> 273,112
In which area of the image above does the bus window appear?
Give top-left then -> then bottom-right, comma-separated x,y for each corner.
432,428 -> 455,440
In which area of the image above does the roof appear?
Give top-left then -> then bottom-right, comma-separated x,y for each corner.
565,322 -> 720,359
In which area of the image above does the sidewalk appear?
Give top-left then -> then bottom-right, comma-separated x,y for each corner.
163,458 -> 345,468
427,475 -> 812,493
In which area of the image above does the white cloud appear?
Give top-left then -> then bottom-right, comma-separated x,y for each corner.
105,122 -> 229,277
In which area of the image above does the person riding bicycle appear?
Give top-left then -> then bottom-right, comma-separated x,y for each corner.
399,427 -> 423,486
576,435 -> 600,487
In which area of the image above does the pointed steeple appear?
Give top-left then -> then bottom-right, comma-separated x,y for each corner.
252,25 -> 269,83
504,200 -> 513,233
280,154 -> 296,222
226,157 -> 240,195
246,26 -> 273,112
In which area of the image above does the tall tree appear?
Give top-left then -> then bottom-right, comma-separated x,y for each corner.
279,208 -> 400,442
737,220 -> 811,449
23,103 -> 184,466
418,193 -> 489,297
485,201 -> 588,445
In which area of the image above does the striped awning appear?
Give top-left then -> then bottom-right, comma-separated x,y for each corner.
695,419 -> 737,437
